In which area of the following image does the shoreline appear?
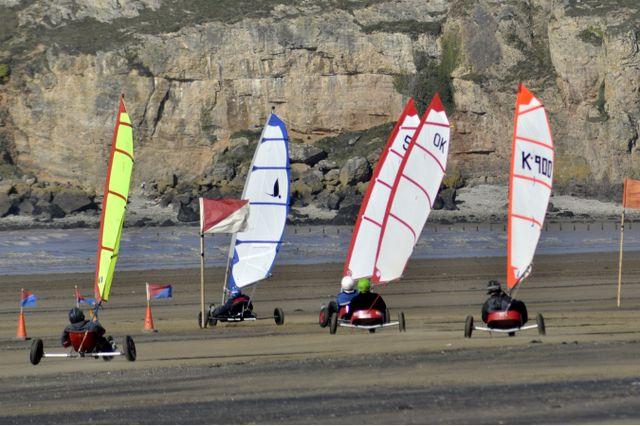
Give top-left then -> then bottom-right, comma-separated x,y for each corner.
0,184 -> 635,231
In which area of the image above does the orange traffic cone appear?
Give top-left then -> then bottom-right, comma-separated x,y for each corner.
143,303 -> 156,332
16,311 -> 28,340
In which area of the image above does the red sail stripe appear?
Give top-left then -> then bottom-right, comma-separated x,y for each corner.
511,213 -> 542,228
115,148 -> 134,162
389,212 -> 417,242
518,104 -> 544,116
516,136 -> 553,151
108,190 -> 128,202
363,216 -> 383,228
423,121 -> 449,128
414,143 -> 445,173
513,174 -> 552,190
401,173 -> 432,205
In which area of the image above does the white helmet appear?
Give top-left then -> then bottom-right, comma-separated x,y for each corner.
341,276 -> 355,292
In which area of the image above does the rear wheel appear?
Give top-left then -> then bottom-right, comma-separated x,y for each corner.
508,332 -> 516,337
198,311 -> 208,329
318,306 -> 330,328
385,308 -> 391,323
537,313 -> 546,336
102,335 -> 114,361
399,312 -> 406,332
274,308 -> 285,326
30,339 -> 44,365
464,315 -> 474,338
328,301 -> 339,315
124,336 -> 136,362
329,313 -> 338,335
369,328 -> 376,334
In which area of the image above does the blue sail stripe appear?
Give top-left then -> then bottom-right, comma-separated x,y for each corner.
236,240 -> 282,245
250,202 -> 289,206
261,137 -> 289,143
252,166 -> 289,171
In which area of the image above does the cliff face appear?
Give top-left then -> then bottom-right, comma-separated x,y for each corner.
1,0 -> 639,224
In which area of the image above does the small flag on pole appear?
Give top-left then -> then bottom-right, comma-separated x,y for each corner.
199,198 -> 249,234
21,289 -> 37,308
623,178 -> 640,209
75,287 -> 95,307
147,284 -> 173,300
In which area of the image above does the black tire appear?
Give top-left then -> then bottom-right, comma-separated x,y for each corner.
464,315 -> 474,338
318,306 -> 330,328
385,308 -> 391,324
328,301 -> 339,315
537,313 -> 546,336
30,339 -> 44,365
198,311 -> 208,329
329,313 -> 338,335
369,328 -> 376,334
103,335 -> 114,361
399,312 -> 406,332
508,332 -> 516,337
274,307 -> 285,326
124,335 -> 136,362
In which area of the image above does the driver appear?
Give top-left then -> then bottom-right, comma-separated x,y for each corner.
61,307 -> 113,351
481,280 -> 528,324
211,289 -> 253,318
347,278 -> 387,319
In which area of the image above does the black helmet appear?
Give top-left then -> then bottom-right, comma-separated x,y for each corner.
69,307 -> 85,324
487,280 -> 502,294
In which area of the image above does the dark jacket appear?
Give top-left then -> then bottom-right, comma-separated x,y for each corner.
481,292 -> 528,324
212,293 -> 253,318
348,292 -> 387,315
61,320 -> 106,347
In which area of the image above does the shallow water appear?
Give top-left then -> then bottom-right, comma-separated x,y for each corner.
0,222 -> 637,276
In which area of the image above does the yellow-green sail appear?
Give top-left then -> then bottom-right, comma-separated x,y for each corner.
94,96 -> 134,302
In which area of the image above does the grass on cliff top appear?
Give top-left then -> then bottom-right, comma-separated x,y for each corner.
2,0 -> 396,56
393,30 -> 460,115
361,20 -> 442,40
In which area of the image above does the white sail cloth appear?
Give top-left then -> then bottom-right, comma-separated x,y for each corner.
507,85 -> 554,288
227,114 -> 290,291
344,99 -> 420,279
374,95 -> 450,283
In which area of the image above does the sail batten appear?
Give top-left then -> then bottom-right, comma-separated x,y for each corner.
506,84 -> 554,288
343,99 -> 420,280
226,114 -> 290,291
373,94 -> 450,284
94,96 -> 134,302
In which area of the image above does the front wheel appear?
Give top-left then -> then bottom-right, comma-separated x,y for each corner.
329,313 -> 338,335
398,312 -> 406,332
30,339 -> 44,365
198,311 -> 208,329
385,308 -> 391,324
369,328 -> 376,334
537,313 -> 546,336
124,335 -> 136,362
274,308 -> 285,326
319,306 -> 330,328
464,315 -> 474,338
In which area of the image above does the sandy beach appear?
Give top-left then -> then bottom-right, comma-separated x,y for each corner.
1,252 -> 639,423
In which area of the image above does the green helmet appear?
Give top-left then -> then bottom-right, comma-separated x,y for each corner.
357,278 -> 371,293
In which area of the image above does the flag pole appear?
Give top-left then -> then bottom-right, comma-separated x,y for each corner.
146,282 -> 151,311
200,232 -> 206,328
617,207 -> 625,308
75,285 -> 79,308
20,288 -> 23,315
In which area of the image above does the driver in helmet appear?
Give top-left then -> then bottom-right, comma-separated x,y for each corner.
60,307 -> 113,351
481,280 -> 528,324
347,278 -> 387,320
211,288 -> 253,318
337,276 -> 359,306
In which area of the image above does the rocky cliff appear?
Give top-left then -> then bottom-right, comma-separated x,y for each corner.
0,0 -> 639,225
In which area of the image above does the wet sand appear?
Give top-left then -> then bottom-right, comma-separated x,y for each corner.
1,252 -> 640,424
